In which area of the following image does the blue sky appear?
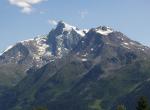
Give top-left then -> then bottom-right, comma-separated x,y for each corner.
0,0 -> 150,52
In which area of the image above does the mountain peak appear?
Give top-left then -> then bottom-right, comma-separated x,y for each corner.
55,21 -> 87,37
57,21 -> 77,31
94,26 -> 114,35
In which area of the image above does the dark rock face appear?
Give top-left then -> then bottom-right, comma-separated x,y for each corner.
47,22 -> 82,56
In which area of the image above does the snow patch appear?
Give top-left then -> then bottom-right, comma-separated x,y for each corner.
123,42 -> 129,45
2,45 -> 14,54
62,21 -> 77,31
76,30 -> 85,37
130,42 -> 136,45
34,37 -> 50,58
21,38 -> 34,43
121,44 -> 130,49
60,21 -> 87,37
95,26 -> 113,35
81,58 -> 87,62
138,48 -> 145,51
83,29 -> 89,33
81,41 -> 85,43
91,48 -> 94,51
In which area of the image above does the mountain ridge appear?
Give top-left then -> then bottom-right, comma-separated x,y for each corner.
0,21 -> 150,110
0,21 -> 149,87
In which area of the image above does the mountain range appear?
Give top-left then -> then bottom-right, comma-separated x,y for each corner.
0,21 -> 150,110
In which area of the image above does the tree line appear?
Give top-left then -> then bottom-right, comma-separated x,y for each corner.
33,96 -> 150,110
117,96 -> 150,110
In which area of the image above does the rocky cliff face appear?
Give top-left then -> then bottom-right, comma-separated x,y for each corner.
0,21 -> 87,70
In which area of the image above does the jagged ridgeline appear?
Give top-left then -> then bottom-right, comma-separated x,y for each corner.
0,21 -> 150,110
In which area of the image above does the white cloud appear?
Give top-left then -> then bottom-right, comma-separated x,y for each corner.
8,0 -> 46,14
22,7 -> 32,14
79,10 -> 88,19
48,20 -> 58,26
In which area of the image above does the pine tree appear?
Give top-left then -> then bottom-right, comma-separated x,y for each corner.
136,96 -> 150,110
117,104 -> 126,110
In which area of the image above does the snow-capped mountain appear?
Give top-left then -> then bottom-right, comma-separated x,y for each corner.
0,21 -> 149,72
0,21 -> 150,110
0,21 -> 88,69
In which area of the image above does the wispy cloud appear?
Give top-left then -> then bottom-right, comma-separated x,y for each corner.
8,0 -> 47,14
39,10 -> 46,14
48,19 -> 58,26
79,10 -> 88,19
